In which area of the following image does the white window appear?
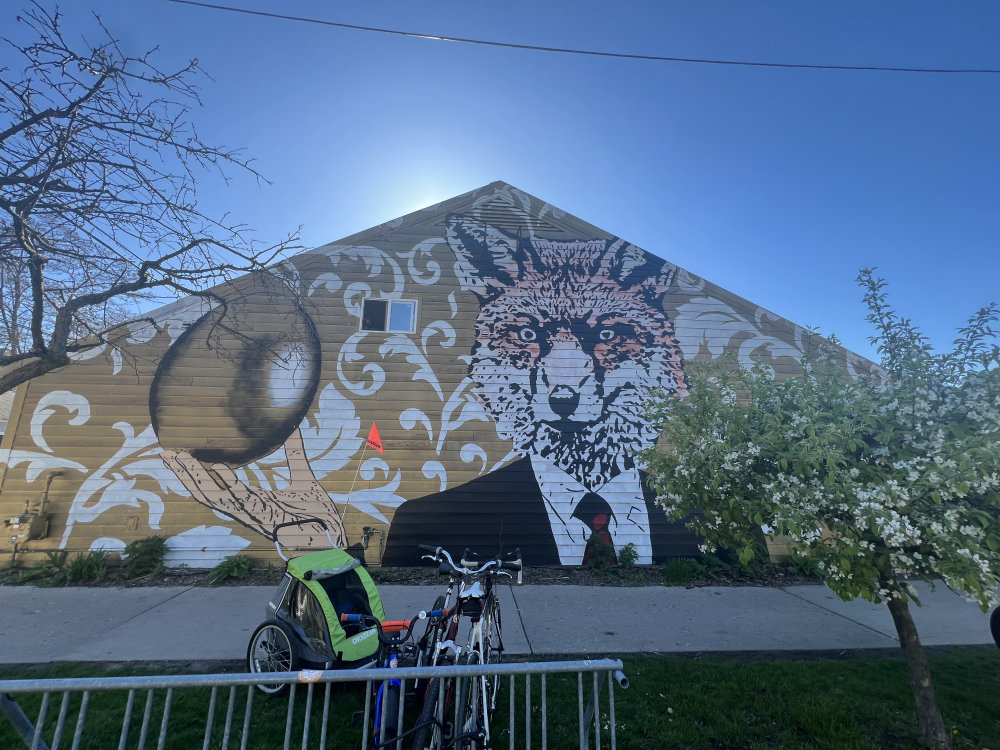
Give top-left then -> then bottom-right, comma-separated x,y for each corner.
361,299 -> 417,333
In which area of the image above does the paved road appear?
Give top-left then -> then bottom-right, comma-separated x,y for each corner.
0,580 -> 994,667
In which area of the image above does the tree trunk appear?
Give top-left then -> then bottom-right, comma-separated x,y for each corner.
885,594 -> 950,749
0,353 -> 62,395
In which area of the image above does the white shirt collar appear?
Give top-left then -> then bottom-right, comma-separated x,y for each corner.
532,457 -> 640,512
530,456 -> 651,565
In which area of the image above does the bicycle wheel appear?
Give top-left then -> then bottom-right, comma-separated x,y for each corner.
453,651 -> 486,749
412,646 -> 461,750
375,683 -> 401,748
483,603 -> 503,712
247,620 -> 300,696
409,676 -> 441,750
416,595 -> 447,672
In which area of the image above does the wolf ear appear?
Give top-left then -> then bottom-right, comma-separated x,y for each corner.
602,239 -> 676,305
447,214 -> 535,299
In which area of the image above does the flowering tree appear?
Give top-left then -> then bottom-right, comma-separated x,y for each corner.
641,270 -> 999,750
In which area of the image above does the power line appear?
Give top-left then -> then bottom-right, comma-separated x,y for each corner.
164,0 -> 1000,75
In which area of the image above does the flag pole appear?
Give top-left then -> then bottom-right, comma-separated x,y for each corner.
343,423 -> 383,546
343,441 -> 368,521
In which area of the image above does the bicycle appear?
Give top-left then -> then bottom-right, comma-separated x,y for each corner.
341,605 -> 448,749
409,545 -> 523,750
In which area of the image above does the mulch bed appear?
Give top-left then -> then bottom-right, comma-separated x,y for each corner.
1,561 -> 819,589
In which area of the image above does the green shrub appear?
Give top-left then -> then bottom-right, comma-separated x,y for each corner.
785,552 -> 822,578
688,553 -> 731,581
65,550 -> 110,583
121,536 -> 167,579
18,550 -> 68,586
584,532 -> 616,571
617,542 -> 639,569
15,570 -> 46,585
210,555 -> 253,585
0,564 -> 18,585
735,557 -> 769,581
663,557 -> 694,585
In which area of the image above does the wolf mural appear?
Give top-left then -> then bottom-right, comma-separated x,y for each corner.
382,215 -> 697,565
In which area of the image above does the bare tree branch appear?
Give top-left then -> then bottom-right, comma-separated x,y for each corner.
0,2 -> 299,392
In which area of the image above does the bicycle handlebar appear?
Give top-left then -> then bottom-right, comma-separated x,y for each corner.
419,545 -> 523,585
339,607 -> 450,645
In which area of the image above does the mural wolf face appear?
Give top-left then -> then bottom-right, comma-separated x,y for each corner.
447,215 -> 688,490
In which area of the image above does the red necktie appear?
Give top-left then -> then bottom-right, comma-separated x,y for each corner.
573,492 -> 616,565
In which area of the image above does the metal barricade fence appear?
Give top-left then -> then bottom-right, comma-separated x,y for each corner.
1,658 -> 628,750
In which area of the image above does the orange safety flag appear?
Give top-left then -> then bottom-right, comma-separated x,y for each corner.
365,423 -> 384,454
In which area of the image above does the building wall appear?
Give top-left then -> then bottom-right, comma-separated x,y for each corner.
0,183 -> 877,568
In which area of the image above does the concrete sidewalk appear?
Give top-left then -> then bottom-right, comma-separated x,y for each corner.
0,581 -> 994,667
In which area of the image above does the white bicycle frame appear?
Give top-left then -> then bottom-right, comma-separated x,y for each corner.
415,547 -> 521,749
455,580 -> 503,744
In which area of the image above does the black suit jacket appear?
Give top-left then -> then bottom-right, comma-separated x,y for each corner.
381,457 -> 701,566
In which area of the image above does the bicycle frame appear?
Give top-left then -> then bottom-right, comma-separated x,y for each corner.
373,648 -> 403,750
417,574 -> 460,672
410,545 -> 522,750
453,570 -> 504,746
341,609 -> 446,750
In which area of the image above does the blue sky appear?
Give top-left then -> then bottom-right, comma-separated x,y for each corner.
6,1 -> 998,360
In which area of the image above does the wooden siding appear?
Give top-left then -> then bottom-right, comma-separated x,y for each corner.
0,182 -> 878,568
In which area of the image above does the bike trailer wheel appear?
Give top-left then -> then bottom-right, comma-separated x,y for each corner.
247,620 -> 301,695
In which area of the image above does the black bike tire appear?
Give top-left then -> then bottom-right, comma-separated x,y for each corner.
377,683 -> 401,747
409,676 -> 440,750
453,651 -> 484,749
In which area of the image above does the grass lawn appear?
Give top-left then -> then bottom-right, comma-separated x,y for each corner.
1,647 -> 998,749
608,649 -> 999,749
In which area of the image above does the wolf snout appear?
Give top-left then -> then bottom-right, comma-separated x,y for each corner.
549,385 -> 581,419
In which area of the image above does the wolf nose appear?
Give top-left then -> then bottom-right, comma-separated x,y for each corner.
549,385 -> 580,419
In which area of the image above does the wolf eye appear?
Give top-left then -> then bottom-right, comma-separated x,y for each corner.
599,328 -> 617,342
518,327 -> 537,342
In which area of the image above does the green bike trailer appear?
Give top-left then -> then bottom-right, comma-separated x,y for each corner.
247,548 -> 387,693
